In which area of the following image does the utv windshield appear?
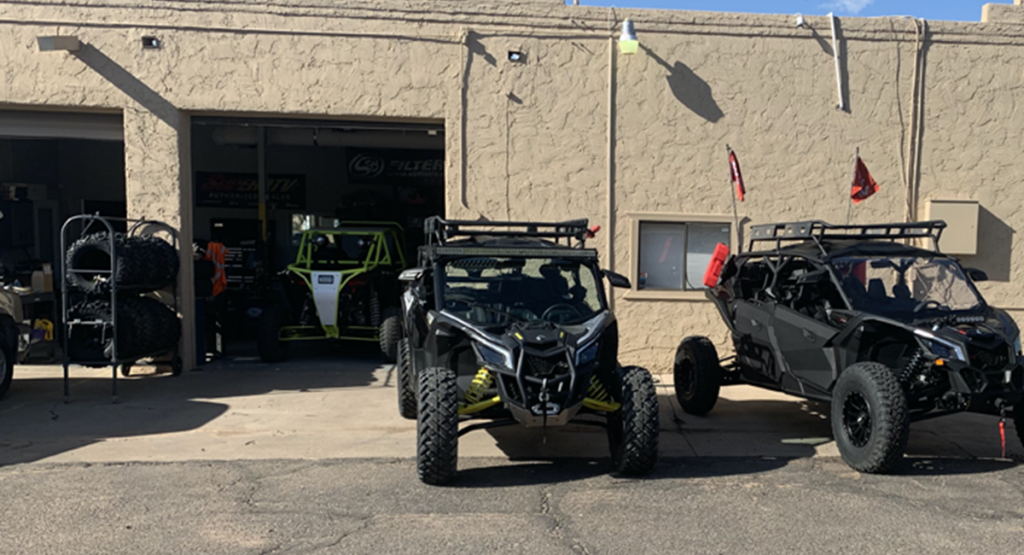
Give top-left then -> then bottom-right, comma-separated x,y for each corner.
831,256 -> 983,317
442,257 -> 604,325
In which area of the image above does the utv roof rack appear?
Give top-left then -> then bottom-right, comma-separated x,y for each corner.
424,217 -> 597,249
748,220 -> 947,255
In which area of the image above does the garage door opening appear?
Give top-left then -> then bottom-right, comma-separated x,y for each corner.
190,117 -> 445,361
0,110 -> 126,364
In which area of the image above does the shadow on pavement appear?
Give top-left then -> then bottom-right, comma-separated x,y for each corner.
0,340 -> 386,465
901,457 -> 1019,476
448,456 -> 796,488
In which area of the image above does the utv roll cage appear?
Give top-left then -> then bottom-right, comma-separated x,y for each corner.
747,220 -> 947,256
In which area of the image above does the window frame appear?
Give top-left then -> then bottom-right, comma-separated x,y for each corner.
626,213 -> 738,302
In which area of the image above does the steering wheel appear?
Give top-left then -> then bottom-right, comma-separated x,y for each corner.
541,303 -> 582,321
913,299 -> 944,312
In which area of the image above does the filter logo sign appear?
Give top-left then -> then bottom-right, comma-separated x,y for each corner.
349,154 -> 385,180
346,148 -> 444,187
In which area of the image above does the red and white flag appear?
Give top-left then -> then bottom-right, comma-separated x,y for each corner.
850,156 -> 880,204
728,148 -> 746,202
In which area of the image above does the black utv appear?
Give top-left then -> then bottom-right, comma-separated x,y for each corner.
397,218 -> 659,484
676,221 -> 1023,473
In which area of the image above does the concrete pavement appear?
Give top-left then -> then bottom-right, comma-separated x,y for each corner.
0,349 -> 1019,466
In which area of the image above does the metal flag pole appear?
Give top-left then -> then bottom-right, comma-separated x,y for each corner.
846,147 -> 858,225
727,144 -> 742,253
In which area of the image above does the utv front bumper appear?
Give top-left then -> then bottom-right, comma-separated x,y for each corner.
942,356 -> 1024,413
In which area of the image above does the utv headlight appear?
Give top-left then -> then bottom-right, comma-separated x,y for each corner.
918,337 -> 966,362
576,341 -> 600,366
475,342 -> 514,370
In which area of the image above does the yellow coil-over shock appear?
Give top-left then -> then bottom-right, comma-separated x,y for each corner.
459,367 -> 502,415
583,375 -> 621,412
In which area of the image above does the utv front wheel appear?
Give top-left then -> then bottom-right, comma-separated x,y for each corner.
396,338 -> 417,419
0,338 -> 12,400
607,366 -> 659,475
417,366 -> 459,485
674,336 -> 721,416
379,307 -> 401,363
257,304 -> 289,363
831,362 -> 909,474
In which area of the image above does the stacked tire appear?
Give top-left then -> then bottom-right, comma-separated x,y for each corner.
65,232 -> 181,370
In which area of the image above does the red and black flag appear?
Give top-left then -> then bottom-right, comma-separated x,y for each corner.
728,147 -> 746,202
850,155 -> 880,204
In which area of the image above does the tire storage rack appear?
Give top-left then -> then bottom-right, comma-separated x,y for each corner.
61,215 -> 183,402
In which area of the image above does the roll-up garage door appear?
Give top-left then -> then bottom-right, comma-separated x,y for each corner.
0,110 -> 123,141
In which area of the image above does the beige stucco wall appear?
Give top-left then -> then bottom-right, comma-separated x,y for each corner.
3,0 -> 1024,372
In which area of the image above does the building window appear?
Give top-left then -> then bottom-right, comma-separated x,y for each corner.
638,221 -> 731,291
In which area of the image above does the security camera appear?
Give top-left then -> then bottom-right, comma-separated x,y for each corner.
796,14 -> 805,28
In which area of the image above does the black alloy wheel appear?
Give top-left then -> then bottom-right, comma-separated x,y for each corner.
842,392 -> 872,448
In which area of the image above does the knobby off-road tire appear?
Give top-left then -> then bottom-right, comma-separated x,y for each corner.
674,336 -> 722,416
831,362 -> 910,474
417,366 -> 459,485
379,307 -> 401,363
607,366 -> 659,476
68,297 -> 180,363
396,338 -> 417,420
0,330 -> 12,400
257,304 -> 289,363
66,233 -> 179,295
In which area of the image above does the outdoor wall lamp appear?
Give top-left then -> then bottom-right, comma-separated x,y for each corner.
618,19 -> 638,55
36,36 -> 81,52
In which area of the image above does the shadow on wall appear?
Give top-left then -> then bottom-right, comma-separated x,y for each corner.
73,43 -> 179,128
641,46 -> 724,123
959,205 -> 1014,282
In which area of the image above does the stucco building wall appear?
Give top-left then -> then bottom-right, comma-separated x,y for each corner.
3,0 -> 1024,371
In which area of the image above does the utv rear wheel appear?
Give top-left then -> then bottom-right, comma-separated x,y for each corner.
831,362 -> 909,474
417,366 -> 459,485
607,366 -> 659,475
396,338 -> 417,420
674,336 -> 721,416
257,304 -> 289,363
379,307 -> 401,363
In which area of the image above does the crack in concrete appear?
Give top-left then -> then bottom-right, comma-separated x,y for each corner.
538,486 -> 596,555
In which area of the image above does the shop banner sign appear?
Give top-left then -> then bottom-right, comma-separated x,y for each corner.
347,149 -> 444,187
195,173 -> 305,208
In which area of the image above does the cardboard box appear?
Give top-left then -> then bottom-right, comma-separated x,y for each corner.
31,263 -> 53,293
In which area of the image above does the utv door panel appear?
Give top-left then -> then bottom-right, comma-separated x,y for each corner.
735,301 -> 772,344
772,305 -> 837,392
734,300 -> 782,382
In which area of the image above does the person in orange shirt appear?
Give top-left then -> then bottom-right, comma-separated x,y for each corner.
205,240 -> 228,298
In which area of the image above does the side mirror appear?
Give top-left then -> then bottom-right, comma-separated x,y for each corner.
399,268 -> 426,282
602,270 -> 631,289
965,268 -> 988,282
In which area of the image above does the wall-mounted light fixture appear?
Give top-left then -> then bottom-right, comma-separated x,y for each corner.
142,36 -> 161,49
507,50 -> 526,63
618,19 -> 638,55
36,36 -> 81,52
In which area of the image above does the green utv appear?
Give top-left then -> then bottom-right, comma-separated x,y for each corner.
259,222 -> 406,363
